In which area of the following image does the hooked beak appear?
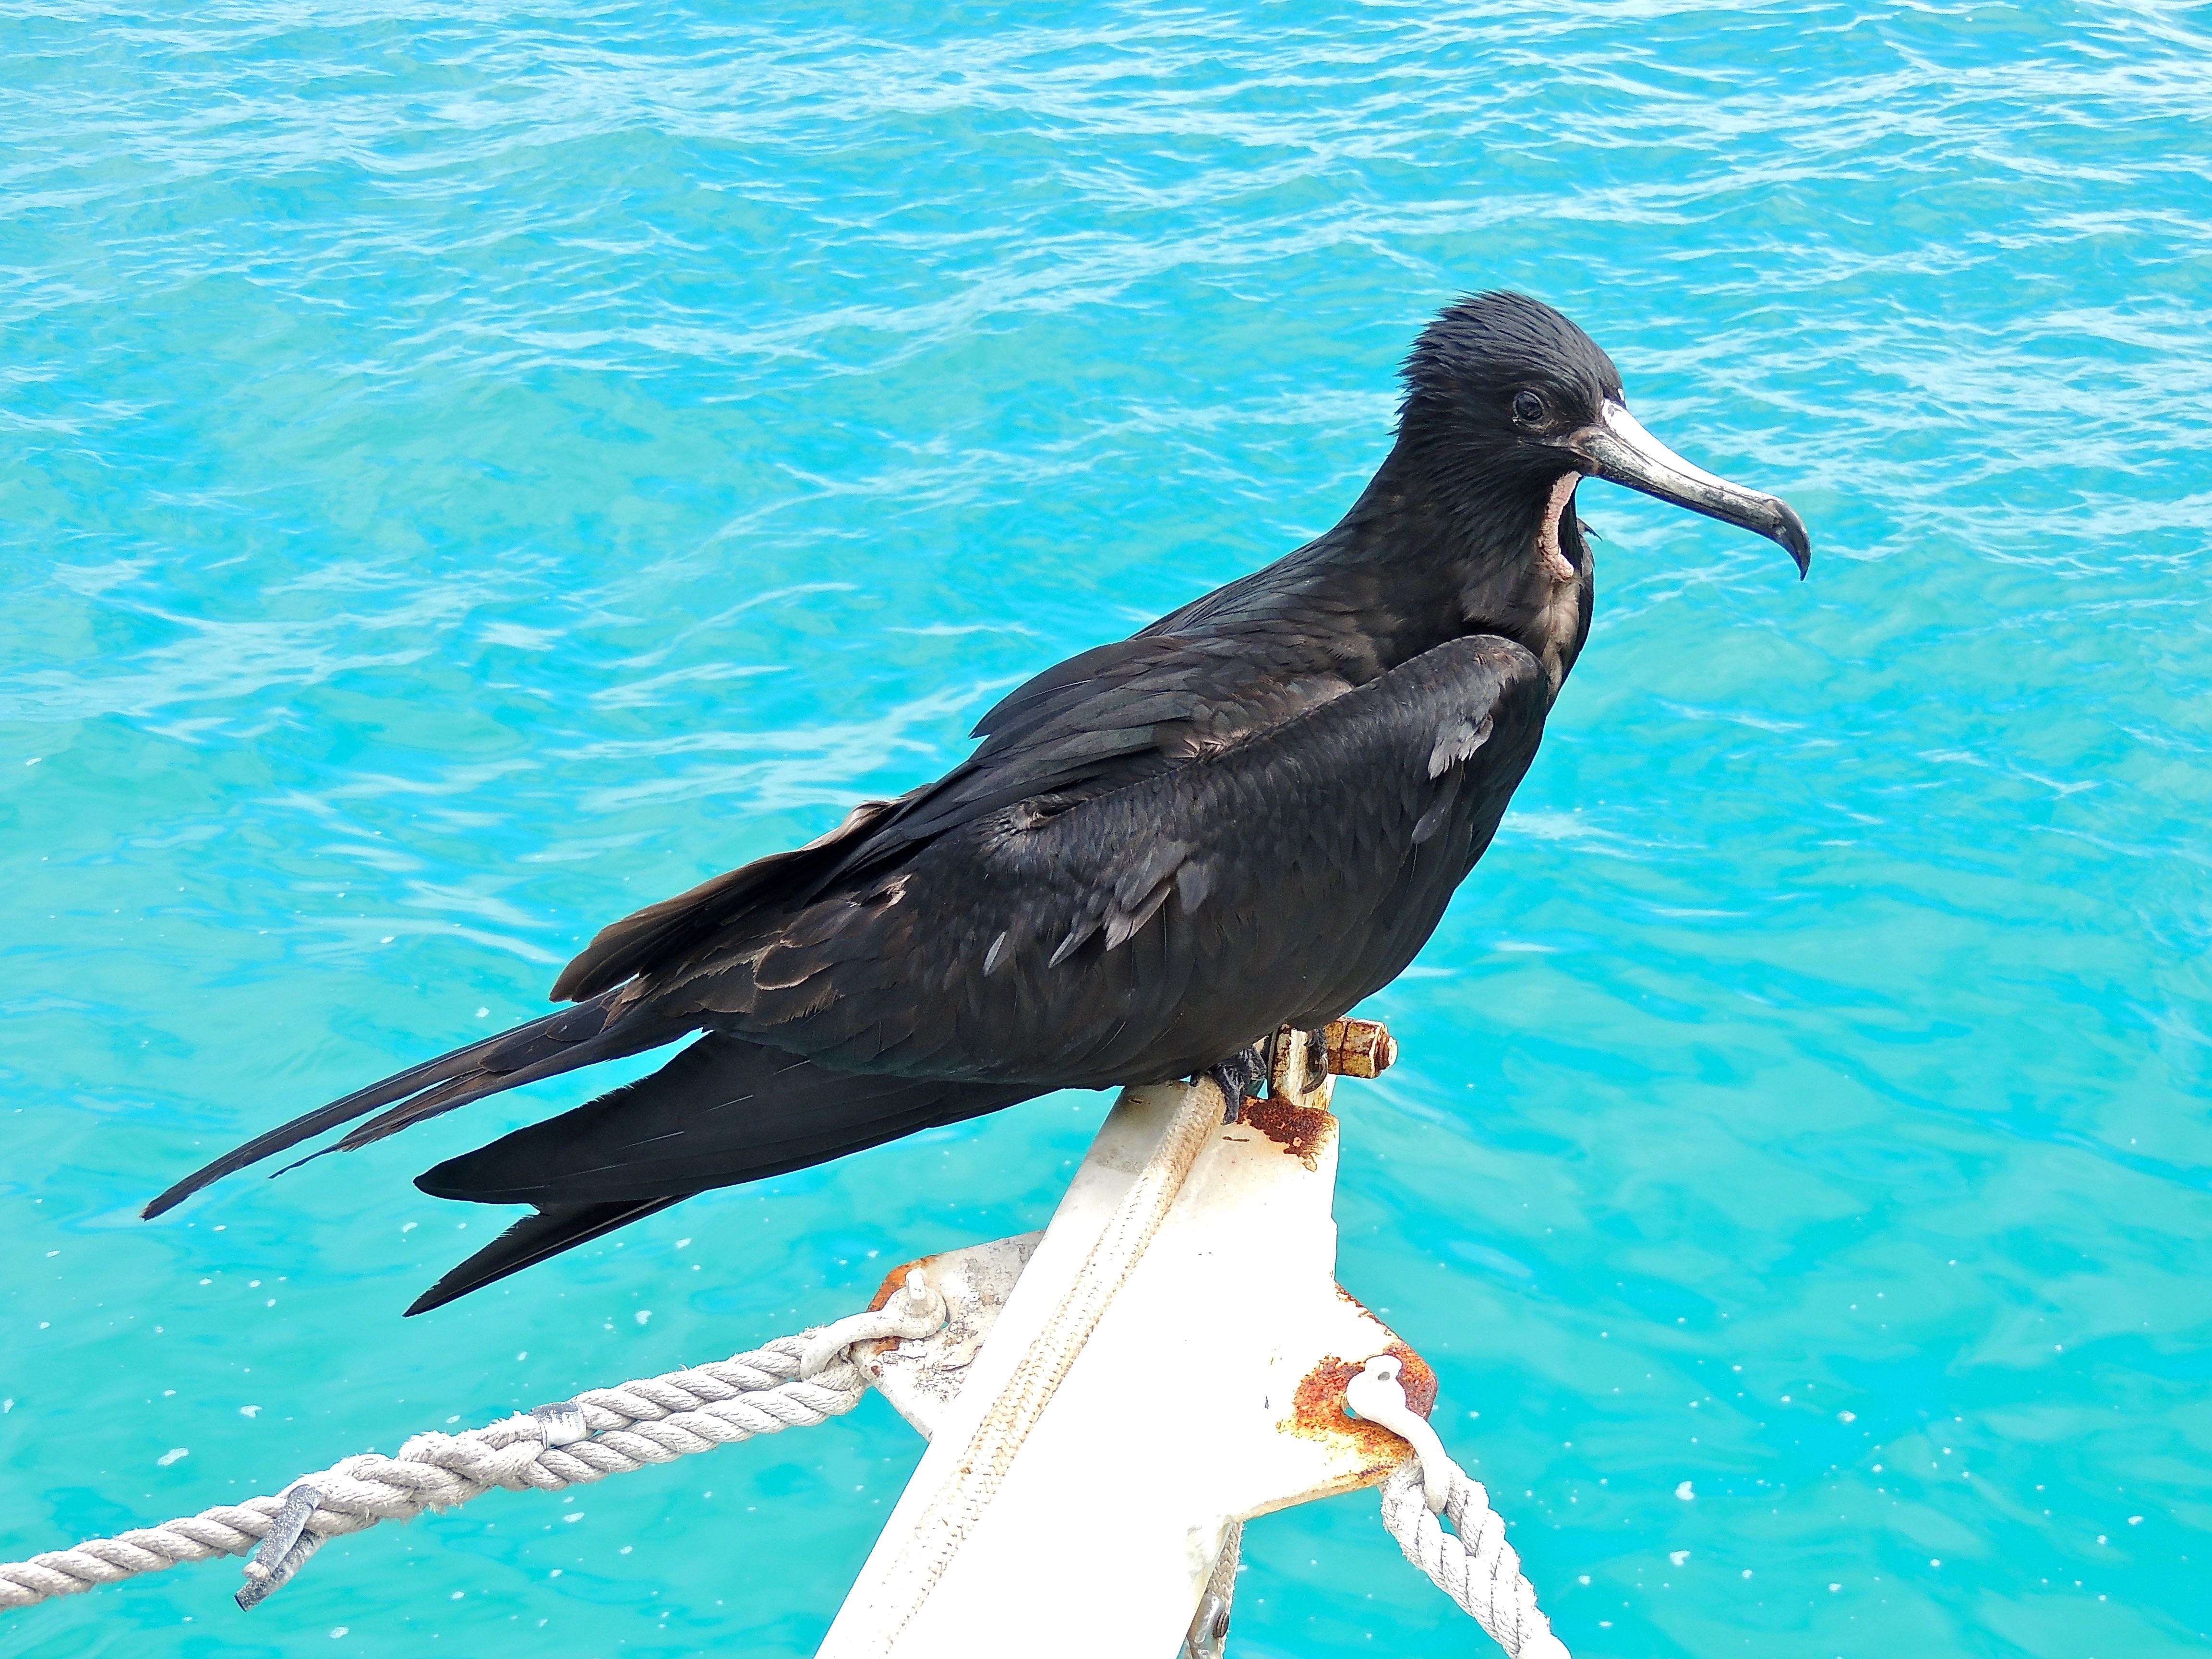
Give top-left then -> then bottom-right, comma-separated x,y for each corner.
1567,399 -> 1811,577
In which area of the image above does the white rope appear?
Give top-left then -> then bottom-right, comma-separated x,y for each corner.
829,1077 -> 1228,1655
1347,1355 -> 1571,1659
0,1274 -> 947,1616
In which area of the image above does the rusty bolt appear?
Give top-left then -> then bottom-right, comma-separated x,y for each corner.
1322,1018 -> 1397,1079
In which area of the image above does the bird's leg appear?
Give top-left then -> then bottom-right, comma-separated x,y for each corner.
1202,1045 -> 1268,1124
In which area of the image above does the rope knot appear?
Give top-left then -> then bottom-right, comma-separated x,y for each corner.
798,1270 -> 948,1379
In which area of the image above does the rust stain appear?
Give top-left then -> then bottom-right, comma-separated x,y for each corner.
854,1252 -> 951,1378
864,1252 -> 941,1313
1241,1097 -> 1333,1170
1283,1344 -> 1439,1460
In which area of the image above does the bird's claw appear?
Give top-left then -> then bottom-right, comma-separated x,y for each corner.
1202,1045 -> 1268,1123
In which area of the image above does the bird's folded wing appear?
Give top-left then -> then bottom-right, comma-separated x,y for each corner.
628,633 -> 1551,1087
552,630 -> 1353,1002
549,797 -> 904,1001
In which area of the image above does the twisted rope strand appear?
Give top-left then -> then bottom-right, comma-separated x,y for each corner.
1378,1459 -> 1570,1659
0,1286 -> 943,1616
1345,1352 -> 1569,1659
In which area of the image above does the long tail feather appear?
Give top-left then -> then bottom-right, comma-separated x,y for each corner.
404,1035 -> 1044,1310
142,990 -> 687,1219
405,1199 -> 683,1316
418,1033 -> 1039,1208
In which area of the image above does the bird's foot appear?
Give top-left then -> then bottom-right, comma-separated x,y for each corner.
1202,1045 -> 1268,1123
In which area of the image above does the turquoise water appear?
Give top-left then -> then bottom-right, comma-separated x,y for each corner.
3,1 -> 2208,1653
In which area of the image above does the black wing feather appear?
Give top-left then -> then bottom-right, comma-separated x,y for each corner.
141,988 -> 682,1218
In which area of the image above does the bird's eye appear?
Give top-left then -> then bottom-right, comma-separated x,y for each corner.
1512,390 -> 1547,427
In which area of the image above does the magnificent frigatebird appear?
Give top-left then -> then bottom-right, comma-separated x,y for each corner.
144,292 -> 1809,1313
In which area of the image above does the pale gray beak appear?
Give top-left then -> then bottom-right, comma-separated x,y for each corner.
1567,398 -> 1811,577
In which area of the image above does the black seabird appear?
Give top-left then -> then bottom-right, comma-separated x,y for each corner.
144,292 -> 1810,1313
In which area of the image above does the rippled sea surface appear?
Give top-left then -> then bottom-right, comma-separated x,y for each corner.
4,3 -> 2209,1654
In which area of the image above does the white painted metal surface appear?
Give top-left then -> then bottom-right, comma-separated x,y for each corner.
821,1039 -> 1432,1659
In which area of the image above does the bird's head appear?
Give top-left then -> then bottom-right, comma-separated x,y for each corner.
1396,291 -> 1811,578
